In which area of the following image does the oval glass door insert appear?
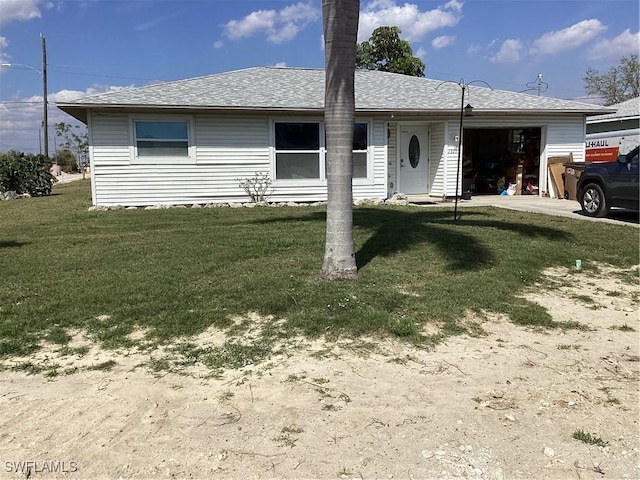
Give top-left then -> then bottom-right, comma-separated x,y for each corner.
409,135 -> 420,168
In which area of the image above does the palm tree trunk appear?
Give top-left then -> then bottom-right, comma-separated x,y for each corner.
318,0 -> 360,281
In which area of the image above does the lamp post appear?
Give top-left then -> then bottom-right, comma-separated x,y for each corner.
454,87 -> 473,221
0,34 -> 49,157
436,79 -> 492,220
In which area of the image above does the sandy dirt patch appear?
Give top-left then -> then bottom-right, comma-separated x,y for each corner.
1,266 -> 638,479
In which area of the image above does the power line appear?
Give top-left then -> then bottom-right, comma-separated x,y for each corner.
4,63 -> 160,82
48,67 -> 158,82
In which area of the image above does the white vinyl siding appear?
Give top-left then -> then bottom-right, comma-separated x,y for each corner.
387,122 -> 397,197
88,112 -> 387,206
429,123 -> 446,197
87,110 -> 585,206
368,119 -> 388,198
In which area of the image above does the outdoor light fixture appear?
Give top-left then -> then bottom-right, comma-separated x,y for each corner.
435,79 -> 492,221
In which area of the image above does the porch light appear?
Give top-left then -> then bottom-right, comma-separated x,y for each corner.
464,104 -> 474,117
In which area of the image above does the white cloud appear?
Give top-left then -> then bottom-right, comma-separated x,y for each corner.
213,40 -> 224,49
588,29 -> 640,60
443,0 -> 464,13
272,62 -> 287,68
0,85 -> 120,153
532,19 -> 606,55
466,44 -> 483,57
490,39 -> 523,64
359,0 -> 463,42
223,2 -> 320,44
415,46 -> 427,60
0,0 -> 44,25
467,39 -> 502,58
432,35 -> 455,49
0,36 -> 10,65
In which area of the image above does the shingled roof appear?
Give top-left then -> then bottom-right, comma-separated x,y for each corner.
57,66 -> 613,121
586,96 -> 640,123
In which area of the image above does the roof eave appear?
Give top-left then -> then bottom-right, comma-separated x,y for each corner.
56,103 -> 611,121
586,114 -> 640,124
56,102 -> 327,117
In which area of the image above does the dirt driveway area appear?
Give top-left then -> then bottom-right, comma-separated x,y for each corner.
1,265 -> 638,479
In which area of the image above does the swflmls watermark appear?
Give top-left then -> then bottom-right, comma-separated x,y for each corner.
5,460 -> 78,474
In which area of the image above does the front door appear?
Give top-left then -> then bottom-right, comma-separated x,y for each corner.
399,126 -> 429,194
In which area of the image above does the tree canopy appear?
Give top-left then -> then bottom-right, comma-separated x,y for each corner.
583,54 -> 640,105
356,26 -> 425,77
54,122 -> 89,177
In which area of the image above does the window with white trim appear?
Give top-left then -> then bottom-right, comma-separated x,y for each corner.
275,122 -> 321,179
133,119 -> 192,161
273,121 -> 370,181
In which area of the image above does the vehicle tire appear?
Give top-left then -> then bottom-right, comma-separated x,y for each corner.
579,183 -> 609,217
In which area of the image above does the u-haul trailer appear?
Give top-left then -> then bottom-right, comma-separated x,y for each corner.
585,128 -> 640,162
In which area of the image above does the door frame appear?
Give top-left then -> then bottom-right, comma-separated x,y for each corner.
397,123 -> 430,194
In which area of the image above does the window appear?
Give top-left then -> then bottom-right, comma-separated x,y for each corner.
273,120 -> 370,181
352,123 -> 368,179
275,122 -> 321,179
134,120 -> 190,159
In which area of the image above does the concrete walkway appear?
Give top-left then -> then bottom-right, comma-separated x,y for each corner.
408,194 -> 639,227
53,172 -> 86,184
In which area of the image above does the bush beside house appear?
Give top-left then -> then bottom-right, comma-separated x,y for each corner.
0,151 -> 54,198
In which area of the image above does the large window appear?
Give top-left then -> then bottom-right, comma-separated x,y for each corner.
134,120 -> 190,159
274,121 -> 369,181
275,122 -> 320,179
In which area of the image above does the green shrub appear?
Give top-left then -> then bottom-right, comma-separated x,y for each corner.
0,150 -> 54,196
52,149 -> 78,173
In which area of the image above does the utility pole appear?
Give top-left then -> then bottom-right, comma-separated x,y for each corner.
41,33 -> 49,158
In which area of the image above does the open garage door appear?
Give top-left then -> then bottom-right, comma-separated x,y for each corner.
463,127 -> 541,195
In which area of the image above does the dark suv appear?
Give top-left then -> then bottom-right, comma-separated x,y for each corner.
577,146 -> 639,217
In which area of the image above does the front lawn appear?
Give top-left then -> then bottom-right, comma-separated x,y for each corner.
1,180 -> 638,360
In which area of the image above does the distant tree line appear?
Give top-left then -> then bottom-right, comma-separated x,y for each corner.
583,54 -> 639,105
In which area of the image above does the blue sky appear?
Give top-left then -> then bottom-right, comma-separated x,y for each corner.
1,0 -> 638,154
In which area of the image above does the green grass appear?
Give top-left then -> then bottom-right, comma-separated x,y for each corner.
572,429 -> 609,447
1,180 -> 638,365
609,323 -> 636,332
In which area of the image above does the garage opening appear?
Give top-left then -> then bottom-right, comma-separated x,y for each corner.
462,127 -> 541,195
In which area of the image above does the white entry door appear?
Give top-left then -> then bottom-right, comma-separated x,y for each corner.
399,126 -> 429,194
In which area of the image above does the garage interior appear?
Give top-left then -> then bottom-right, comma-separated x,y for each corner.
462,127 -> 541,195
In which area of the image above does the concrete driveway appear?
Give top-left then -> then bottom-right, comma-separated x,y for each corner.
409,195 -> 639,227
